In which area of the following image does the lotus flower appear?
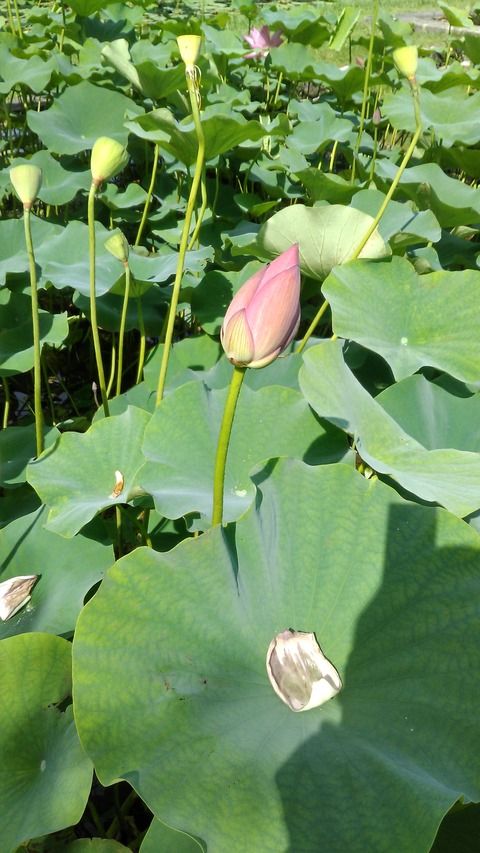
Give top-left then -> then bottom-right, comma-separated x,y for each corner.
244,25 -> 283,59
221,244 -> 301,368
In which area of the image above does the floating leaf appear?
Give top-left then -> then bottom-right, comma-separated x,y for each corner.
299,340 -> 480,517
27,81 -> 143,155
0,506 -> 112,639
27,407 -> 151,537
73,460 -> 480,851
139,379 -> 347,525
323,255 -> 480,383
257,204 -> 390,281
0,634 -> 92,853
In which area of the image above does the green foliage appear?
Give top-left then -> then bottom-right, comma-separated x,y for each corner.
1,0 -> 480,850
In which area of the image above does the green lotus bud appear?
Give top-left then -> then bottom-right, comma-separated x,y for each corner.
392,45 -> 418,80
91,137 -> 129,187
105,231 -> 129,264
177,34 -> 202,70
266,629 -> 342,712
9,164 -> 42,209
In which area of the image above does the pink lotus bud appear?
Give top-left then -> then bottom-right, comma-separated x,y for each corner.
221,244 -> 301,369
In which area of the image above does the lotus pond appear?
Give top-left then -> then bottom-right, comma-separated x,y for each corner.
1,1 -> 480,851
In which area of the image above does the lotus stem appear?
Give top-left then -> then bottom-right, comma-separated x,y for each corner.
300,79 -> 422,349
24,208 -> 44,455
135,143 -> 160,247
136,294 -> 146,385
106,337 -> 116,399
155,66 -> 205,405
116,262 -> 131,396
187,165 -> 207,250
2,378 -> 10,429
351,0 -> 378,184
212,365 -> 246,527
347,80 -> 422,261
88,182 -> 109,416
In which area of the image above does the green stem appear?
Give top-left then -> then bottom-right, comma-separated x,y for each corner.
297,299 -> 330,354
187,165 -> 207,251
116,263 -> 131,396
24,208 -> 44,455
347,81 -> 421,261
106,337 -> 116,399
212,365 -> 246,527
11,0 -> 23,38
115,505 -> 123,558
135,143 -> 160,247
300,80 -> 422,349
5,0 -> 16,36
136,293 -> 146,384
272,71 -> 283,107
2,377 -> 10,429
88,182 -> 109,416
351,0 -> 378,184
155,69 -> 205,405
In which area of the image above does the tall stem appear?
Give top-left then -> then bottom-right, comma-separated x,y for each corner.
88,182 -> 109,416
24,208 -> 44,455
347,82 -> 421,261
300,81 -> 422,348
2,377 -> 10,429
136,293 -> 146,385
212,366 -> 246,527
116,263 -> 131,396
155,70 -> 205,405
135,143 -> 160,247
351,0 -> 378,185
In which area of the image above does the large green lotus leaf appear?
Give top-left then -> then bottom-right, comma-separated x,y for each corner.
68,0 -> 117,13
36,220 -> 123,297
257,204 -> 389,281
73,460 -> 480,852
438,0 -> 472,28
0,485 -> 41,529
383,87 -> 480,148
139,379 -> 347,524
286,104 -> 352,156
26,407 -> 151,538
271,45 -> 366,99
202,22 -> 247,56
143,335 -> 222,394
375,161 -> 480,228
0,634 -> 92,853
350,188 -> 441,247
0,45 -> 56,93
377,374 -> 480,452
0,217 -> 63,286
27,81 -> 143,155
0,424 -> 60,485
298,167 -> 364,204
0,506 -> 112,640
103,38 -> 185,100
323,255 -> 480,383
300,340 -> 480,517
6,150 -> 91,205
0,290 -> 68,377
124,107 -> 265,167
140,819 -> 204,853
263,6 -> 330,46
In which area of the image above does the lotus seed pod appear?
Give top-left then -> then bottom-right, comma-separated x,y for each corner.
177,34 -> 202,69
105,232 -> 129,264
392,45 -> 418,80
0,575 -> 37,621
9,164 -> 42,209
91,137 -> 129,187
266,629 -> 342,712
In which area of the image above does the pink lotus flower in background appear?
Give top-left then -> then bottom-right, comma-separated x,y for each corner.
221,244 -> 301,369
244,25 -> 283,59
